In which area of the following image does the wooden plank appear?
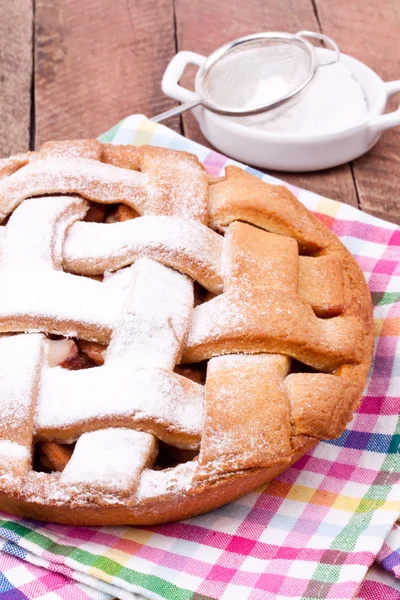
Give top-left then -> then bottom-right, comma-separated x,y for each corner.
34,0 -> 178,147
314,0 -> 400,224
174,0 -> 358,208
271,165 -> 359,206
0,0 -> 33,156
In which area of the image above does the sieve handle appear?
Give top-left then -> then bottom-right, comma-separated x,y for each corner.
151,99 -> 201,123
152,52 -> 206,123
296,31 -> 340,67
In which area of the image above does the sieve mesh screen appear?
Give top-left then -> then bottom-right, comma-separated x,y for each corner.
200,39 -> 312,111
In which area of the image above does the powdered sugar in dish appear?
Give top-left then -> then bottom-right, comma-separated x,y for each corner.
235,62 -> 368,135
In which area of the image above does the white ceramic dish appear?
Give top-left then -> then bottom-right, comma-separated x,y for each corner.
162,48 -> 400,171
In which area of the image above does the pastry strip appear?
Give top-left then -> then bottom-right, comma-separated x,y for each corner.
194,354 -> 292,484
0,157 -> 149,221
35,365 -> 203,449
139,145 -> 209,224
0,145 -> 209,224
60,428 -> 157,501
0,334 -> 44,486
0,196 -> 125,342
0,196 -> 87,270
209,166 -> 326,251
223,222 -> 298,293
183,287 -> 363,371
40,139 -> 141,171
285,373 -> 360,439
225,223 -> 345,316
36,259 -> 203,450
298,255 -> 345,317
184,222 -> 362,371
63,215 -> 224,294
0,153 -> 32,180
106,258 -> 193,369
0,271 -> 124,343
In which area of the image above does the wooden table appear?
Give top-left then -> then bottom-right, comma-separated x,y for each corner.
1,0 -> 399,224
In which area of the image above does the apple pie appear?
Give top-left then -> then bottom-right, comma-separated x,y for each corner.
0,139 -> 373,525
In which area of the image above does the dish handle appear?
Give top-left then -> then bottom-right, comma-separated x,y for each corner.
161,51 -> 206,104
368,80 -> 400,142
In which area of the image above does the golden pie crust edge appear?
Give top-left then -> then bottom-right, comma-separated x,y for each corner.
0,436 -> 317,525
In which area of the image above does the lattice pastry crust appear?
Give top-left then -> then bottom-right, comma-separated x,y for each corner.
0,139 -> 373,525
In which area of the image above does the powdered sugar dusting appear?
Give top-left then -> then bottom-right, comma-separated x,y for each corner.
0,153 -> 31,181
0,196 -> 87,271
0,138 -> 366,514
185,291 -> 248,348
0,196 -> 126,342
0,334 -> 44,438
20,459 -> 197,506
64,216 -> 224,293
143,148 -> 209,224
36,364 -> 203,446
103,267 -> 133,290
60,428 -> 156,500
0,271 -> 124,342
0,334 -> 44,481
138,461 -> 196,500
0,441 -> 30,459
0,145 -> 213,504
35,259 -> 203,449
107,259 -> 193,369
0,157 -> 150,221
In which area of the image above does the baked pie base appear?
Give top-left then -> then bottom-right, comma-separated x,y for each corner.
0,139 -> 373,525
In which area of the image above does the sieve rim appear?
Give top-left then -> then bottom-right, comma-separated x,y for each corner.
196,32 -> 318,117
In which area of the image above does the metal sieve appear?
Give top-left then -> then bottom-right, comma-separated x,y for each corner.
153,31 -> 340,123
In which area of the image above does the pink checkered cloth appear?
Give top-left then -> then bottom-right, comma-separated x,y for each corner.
0,552 -> 398,600
0,115 -> 398,600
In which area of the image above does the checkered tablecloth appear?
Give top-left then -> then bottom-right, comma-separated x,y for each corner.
0,115 -> 399,600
